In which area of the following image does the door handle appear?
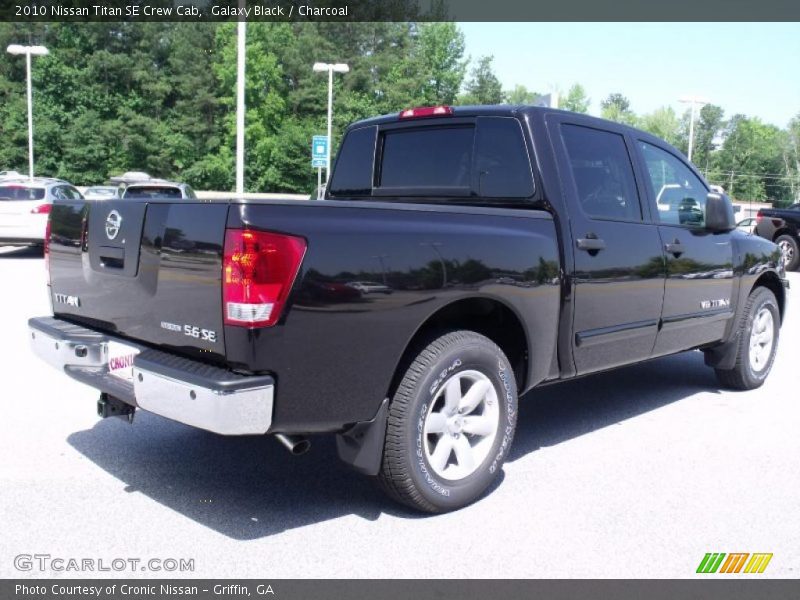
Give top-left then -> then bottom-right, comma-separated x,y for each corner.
664,239 -> 685,257
576,234 -> 606,252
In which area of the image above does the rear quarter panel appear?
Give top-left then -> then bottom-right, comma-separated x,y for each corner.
226,200 -> 561,432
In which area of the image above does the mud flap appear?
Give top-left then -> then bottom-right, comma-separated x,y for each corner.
335,398 -> 389,476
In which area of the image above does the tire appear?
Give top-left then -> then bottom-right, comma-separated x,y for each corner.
715,287 -> 780,390
378,331 -> 518,513
775,234 -> 799,271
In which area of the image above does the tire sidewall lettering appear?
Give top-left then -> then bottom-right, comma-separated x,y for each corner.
411,348 -> 517,502
746,296 -> 778,382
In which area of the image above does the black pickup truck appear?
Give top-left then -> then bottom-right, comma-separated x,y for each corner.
754,203 -> 800,271
30,106 -> 788,513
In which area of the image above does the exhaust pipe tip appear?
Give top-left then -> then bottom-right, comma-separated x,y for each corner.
274,433 -> 310,456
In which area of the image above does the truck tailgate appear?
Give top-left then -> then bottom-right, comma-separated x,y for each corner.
48,199 -> 229,364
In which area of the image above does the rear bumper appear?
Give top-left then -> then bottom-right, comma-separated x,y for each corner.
0,236 -> 43,246
0,215 -> 47,243
28,316 -> 275,435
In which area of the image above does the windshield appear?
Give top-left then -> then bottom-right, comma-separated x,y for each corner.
124,186 -> 183,199
0,185 -> 46,201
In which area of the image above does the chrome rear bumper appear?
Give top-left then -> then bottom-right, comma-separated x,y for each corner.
28,316 -> 274,435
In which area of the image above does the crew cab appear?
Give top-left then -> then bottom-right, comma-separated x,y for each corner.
29,106 -> 788,513
754,203 -> 800,271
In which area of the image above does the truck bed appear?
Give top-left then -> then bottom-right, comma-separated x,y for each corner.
48,197 -> 561,431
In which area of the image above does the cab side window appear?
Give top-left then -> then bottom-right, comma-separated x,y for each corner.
475,117 -> 534,198
561,124 -> 642,221
639,142 -> 708,227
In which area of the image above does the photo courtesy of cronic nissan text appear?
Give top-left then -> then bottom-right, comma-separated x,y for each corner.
0,1 -> 798,598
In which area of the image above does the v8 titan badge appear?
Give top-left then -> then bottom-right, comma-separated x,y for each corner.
105,210 -> 122,240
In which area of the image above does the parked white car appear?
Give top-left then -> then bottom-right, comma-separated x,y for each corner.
346,281 -> 393,294
0,178 -> 83,247
736,218 -> 757,235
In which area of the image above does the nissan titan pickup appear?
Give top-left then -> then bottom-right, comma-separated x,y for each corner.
29,106 -> 789,512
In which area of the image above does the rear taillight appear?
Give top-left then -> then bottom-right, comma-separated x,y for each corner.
44,216 -> 51,279
222,228 -> 306,327
399,105 -> 454,119
31,203 -> 51,214
756,210 -> 763,220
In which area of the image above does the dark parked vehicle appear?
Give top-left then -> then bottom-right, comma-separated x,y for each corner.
754,203 -> 800,271
30,106 -> 788,513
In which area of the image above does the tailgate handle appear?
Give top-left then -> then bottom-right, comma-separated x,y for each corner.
98,246 -> 125,269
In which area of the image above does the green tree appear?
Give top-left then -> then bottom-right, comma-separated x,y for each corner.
506,84 -> 541,105
561,83 -> 590,113
460,55 -> 504,105
690,104 -> 725,173
781,113 -> 800,204
639,107 -> 681,147
600,92 -> 636,125
712,115 -> 787,202
415,23 -> 467,105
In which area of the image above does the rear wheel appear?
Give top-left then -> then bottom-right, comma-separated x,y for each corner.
775,234 -> 799,271
715,287 -> 780,390
378,331 -> 518,513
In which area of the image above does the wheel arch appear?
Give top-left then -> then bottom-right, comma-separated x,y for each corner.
772,228 -> 798,243
386,296 -> 530,401
752,271 -> 786,323
705,269 -> 786,371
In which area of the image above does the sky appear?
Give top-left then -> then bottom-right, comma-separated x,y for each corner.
458,22 -> 799,128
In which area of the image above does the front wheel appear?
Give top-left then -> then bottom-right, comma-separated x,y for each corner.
378,331 -> 518,513
715,287 -> 780,390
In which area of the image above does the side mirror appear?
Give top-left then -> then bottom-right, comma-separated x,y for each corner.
705,192 -> 736,232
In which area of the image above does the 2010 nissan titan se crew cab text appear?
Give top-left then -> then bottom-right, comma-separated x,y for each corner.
30,106 -> 789,512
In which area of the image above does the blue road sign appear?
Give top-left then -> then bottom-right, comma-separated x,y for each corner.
312,135 -> 329,160
311,158 -> 327,168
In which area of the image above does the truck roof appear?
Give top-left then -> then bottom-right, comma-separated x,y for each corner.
345,104 -> 682,159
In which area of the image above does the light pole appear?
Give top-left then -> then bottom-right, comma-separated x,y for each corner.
7,44 -> 49,180
679,95 -> 709,163
235,19 -> 246,195
313,62 -> 349,185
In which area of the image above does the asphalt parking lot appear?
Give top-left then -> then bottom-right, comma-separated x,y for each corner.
0,244 -> 797,579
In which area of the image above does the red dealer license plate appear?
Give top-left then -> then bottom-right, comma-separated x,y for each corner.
107,341 -> 140,382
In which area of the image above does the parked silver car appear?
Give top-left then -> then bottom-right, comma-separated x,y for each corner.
83,186 -> 122,200
121,181 -> 196,200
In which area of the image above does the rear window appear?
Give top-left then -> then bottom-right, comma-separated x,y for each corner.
0,185 -> 46,201
379,126 -> 474,190
86,187 -> 118,197
124,186 -> 183,199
